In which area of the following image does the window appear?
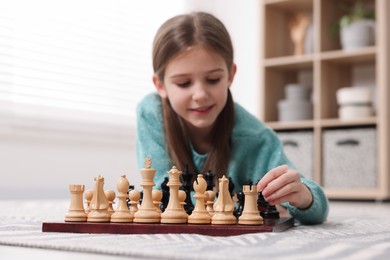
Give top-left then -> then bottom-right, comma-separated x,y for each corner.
0,0 -> 186,140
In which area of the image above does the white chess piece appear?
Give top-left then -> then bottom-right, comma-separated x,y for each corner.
111,175 -> 133,223
211,175 -> 236,225
65,184 -> 87,222
160,166 -> 188,223
238,185 -> 263,225
87,175 -> 110,222
133,157 -> 161,223
188,174 -> 211,224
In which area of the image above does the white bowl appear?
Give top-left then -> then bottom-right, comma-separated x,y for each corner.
336,87 -> 373,105
339,105 -> 373,120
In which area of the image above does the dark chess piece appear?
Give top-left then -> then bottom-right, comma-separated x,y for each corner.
205,170 -> 215,191
228,177 -> 235,198
126,184 -> 135,209
234,190 -> 245,217
139,190 -> 144,206
180,164 -> 194,215
257,192 -> 280,219
160,176 -> 169,212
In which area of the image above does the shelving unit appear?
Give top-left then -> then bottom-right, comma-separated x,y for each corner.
260,0 -> 390,200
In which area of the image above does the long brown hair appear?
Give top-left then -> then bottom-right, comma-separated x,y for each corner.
152,12 -> 235,181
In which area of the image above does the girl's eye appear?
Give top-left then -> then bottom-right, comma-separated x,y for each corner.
207,78 -> 220,84
177,81 -> 191,88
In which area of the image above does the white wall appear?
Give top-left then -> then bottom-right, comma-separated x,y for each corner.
0,1 -> 262,199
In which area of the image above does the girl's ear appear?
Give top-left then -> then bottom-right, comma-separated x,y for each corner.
228,64 -> 237,87
153,74 -> 167,98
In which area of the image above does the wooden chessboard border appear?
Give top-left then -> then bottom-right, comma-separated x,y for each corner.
42,217 -> 294,236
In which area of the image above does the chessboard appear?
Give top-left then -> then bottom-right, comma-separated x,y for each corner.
51,158 -> 295,237
42,217 -> 294,236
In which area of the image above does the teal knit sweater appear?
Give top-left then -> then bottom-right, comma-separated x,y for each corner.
136,93 -> 329,224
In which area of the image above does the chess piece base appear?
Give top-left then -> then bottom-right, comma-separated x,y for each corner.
87,210 -> 110,223
238,211 -> 264,225
211,212 -> 236,225
65,210 -> 87,222
133,210 -> 161,223
161,210 -> 188,224
110,212 -> 133,223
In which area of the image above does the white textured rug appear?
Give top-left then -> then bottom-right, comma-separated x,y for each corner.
0,200 -> 389,259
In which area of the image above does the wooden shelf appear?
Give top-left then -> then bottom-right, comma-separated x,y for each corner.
261,0 -> 390,200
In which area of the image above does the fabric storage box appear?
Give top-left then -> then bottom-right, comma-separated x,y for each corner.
323,127 -> 376,189
277,131 -> 314,180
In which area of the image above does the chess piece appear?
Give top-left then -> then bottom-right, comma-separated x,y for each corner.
178,190 -> 187,210
188,174 -> 211,224
205,170 -> 215,191
238,185 -> 263,225
160,177 -> 169,212
65,184 -> 88,222
161,166 -> 188,223
205,190 -> 215,216
111,175 -> 133,223
133,157 -> 161,223
105,190 -> 116,216
257,192 -> 280,219
126,184 -> 135,209
129,189 -> 140,215
235,191 -> 245,217
228,177 -> 235,198
87,175 -> 110,222
84,189 -> 93,214
211,175 -> 236,225
152,189 -> 163,213
180,164 -> 194,214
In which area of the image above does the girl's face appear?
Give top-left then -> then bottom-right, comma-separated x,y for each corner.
154,47 -> 236,134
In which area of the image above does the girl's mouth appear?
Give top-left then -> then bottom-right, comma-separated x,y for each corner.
189,105 -> 214,115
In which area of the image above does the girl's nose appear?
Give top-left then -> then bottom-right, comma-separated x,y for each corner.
192,84 -> 209,102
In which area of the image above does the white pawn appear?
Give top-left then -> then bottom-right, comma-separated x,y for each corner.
65,184 -> 87,222
129,189 -> 140,216
205,190 -> 216,216
111,175 -> 133,223
152,190 -> 163,213
105,190 -> 116,216
188,174 -> 211,224
238,185 -> 263,225
84,189 -> 93,214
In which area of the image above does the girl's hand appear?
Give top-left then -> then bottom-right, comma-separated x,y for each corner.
256,165 -> 313,209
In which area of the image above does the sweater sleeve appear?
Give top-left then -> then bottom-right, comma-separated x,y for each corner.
261,129 -> 329,225
231,104 -> 329,225
136,93 -> 172,188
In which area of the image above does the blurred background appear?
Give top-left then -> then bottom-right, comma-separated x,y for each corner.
0,0 -> 261,199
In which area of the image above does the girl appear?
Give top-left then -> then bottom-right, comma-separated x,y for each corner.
136,12 -> 328,224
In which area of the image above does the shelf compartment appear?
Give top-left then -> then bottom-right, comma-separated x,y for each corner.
264,66 -> 314,122
264,0 -> 313,58
320,0 -> 376,52
319,57 -> 376,120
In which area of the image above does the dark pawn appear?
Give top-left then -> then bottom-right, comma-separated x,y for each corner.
160,177 -> 169,212
180,164 -> 194,215
205,170 -> 215,191
234,191 -> 245,217
228,177 -> 235,198
257,192 -> 280,219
